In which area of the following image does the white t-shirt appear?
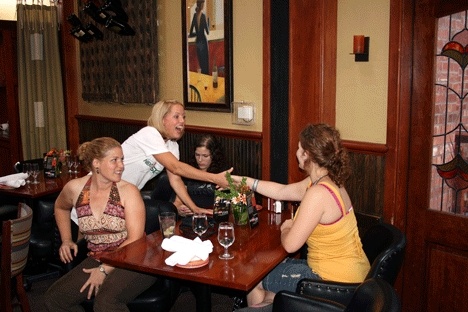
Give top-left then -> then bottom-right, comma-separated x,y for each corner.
121,126 -> 180,190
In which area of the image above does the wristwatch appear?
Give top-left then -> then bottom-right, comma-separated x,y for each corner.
99,264 -> 108,276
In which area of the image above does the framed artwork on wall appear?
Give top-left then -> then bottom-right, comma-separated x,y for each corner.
182,0 -> 233,112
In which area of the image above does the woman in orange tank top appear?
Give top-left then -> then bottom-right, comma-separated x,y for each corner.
232,124 -> 370,309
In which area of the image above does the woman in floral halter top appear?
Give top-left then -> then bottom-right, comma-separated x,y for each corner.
45,137 -> 157,311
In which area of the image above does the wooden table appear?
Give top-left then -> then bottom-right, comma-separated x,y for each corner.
101,209 -> 290,312
0,170 -> 77,200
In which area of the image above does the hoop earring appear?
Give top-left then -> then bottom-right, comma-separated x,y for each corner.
96,168 -> 100,174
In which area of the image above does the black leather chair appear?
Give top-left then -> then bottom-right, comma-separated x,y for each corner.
272,278 -> 401,312
294,222 -> 406,306
0,204 -> 18,222
13,158 -> 44,173
24,196 -> 63,289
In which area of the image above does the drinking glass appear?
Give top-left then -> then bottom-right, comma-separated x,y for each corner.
67,155 -> 74,173
192,213 -> 208,237
72,155 -> 80,174
22,163 -> 31,184
31,163 -> 40,184
218,222 -> 235,260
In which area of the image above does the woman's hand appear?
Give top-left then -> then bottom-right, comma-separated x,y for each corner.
177,204 -> 213,216
177,204 -> 193,217
280,219 -> 293,232
80,266 -> 107,299
214,168 -> 233,189
58,240 -> 78,263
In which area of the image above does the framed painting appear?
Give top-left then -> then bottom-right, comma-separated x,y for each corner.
182,0 -> 233,112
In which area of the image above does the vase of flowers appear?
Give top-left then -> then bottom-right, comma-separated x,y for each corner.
43,148 -> 70,178
215,172 -> 251,226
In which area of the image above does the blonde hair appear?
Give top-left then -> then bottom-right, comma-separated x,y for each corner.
147,100 -> 184,139
77,137 -> 121,172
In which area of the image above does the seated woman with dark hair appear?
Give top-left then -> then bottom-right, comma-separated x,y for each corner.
161,134 -> 229,216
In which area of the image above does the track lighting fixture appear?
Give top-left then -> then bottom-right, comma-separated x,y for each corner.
81,1 -> 135,37
67,14 -> 93,42
105,17 -> 135,36
101,0 -> 129,23
83,1 -> 109,25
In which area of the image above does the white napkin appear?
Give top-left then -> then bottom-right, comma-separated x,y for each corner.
0,172 -> 28,188
162,235 -> 213,266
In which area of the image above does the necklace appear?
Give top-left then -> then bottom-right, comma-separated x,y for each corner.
312,174 -> 328,185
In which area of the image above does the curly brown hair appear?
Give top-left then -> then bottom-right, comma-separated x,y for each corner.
299,124 -> 350,187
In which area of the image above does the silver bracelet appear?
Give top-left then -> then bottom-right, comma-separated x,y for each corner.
252,179 -> 259,192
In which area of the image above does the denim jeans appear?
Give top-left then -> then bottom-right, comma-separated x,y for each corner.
262,257 -> 321,293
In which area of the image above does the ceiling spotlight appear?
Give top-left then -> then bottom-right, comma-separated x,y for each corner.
85,23 -> 104,40
67,13 -> 92,42
83,1 -> 110,26
101,0 -> 129,23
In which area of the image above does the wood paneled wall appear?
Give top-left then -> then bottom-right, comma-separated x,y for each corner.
76,115 -> 262,179
76,115 -> 384,216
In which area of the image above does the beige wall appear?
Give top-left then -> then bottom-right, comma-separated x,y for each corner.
1,0 -> 390,142
336,0 -> 389,144
79,0 -> 264,132
0,1 -> 16,21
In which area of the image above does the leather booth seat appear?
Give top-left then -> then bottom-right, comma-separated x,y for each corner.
24,196 -> 63,289
273,221 -> 406,310
272,278 -> 401,312
0,204 -> 18,222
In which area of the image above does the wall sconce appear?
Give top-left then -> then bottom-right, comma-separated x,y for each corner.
352,35 -> 369,62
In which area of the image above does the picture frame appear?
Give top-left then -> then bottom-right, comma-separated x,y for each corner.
181,0 -> 233,112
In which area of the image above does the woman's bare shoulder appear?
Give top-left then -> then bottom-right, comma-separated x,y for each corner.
63,175 -> 88,192
117,179 -> 142,198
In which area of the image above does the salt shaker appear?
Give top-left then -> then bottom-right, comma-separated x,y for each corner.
274,200 -> 282,214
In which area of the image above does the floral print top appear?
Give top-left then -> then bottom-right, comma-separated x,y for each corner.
75,177 -> 127,259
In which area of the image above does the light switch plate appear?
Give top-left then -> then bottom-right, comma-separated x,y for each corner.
232,102 -> 255,125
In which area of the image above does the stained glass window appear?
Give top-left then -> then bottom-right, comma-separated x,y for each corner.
431,10 -> 468,216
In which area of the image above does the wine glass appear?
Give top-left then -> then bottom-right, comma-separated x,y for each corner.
22,163 -> 31,184
30,163 -> 40,184
192,213 -> 208,237
67,155 -> 74,173
72,155 -> 80,174
218,222 -> 235,260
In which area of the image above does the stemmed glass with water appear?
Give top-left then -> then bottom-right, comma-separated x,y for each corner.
67,155 -> 74,174
30,163 -> 40,184
218,222 -> 235,260
192,213 -> 208,237
72,155 -> 80,174
22,163 -> 31,184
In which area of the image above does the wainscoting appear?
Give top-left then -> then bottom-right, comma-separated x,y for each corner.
76,115 -> 384,217
76,115 -> 262,180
